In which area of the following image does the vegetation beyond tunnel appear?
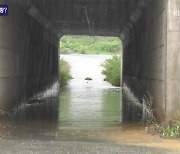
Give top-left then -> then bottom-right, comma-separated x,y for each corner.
60,35 -> 122,87
60,35 -> 122,55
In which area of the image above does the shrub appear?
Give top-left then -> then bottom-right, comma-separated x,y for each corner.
102,56 -> 120,86
161,122 -> 180,138
85,77 -> 92,80
60,59 -> 72,87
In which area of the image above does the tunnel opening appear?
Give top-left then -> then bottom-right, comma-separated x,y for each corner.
59,35 -> 124,128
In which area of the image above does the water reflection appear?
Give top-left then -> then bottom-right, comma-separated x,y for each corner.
59,80 -> 121,128
59,54 -> 122,128
102,89 -> 122,123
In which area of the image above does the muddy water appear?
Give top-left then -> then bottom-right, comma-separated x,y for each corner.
0,54 -> 179,153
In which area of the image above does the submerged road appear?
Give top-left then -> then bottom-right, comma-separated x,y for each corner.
0,54 -> 179,153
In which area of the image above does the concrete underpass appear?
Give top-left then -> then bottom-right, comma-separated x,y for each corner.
0,0 -> 180,122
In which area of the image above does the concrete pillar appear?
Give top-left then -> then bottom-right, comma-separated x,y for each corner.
166,0 -> 180,120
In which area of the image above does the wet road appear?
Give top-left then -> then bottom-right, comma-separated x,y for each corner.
0,139 -> 174,154
0,54 -> 179,153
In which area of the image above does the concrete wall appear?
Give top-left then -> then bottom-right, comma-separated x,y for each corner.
166,0 -> 180,120
0,0 -> 59,111
0,0 -> 179,122
123,0 -> 167,121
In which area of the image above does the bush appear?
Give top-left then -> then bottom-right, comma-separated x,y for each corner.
60,59 -> 72,87
85,77 -> 92,80
102,56 -> 121,86
161,122 -> 180,138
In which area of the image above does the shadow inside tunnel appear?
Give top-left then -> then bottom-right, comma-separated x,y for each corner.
122,88 -> 143,123
0,96 -> 59,139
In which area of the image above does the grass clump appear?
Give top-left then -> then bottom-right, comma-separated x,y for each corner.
142,93 -> 180,138
85,77 -> 92,80
141,93 -> 157,125
102,56 -> 120,86
160,122 -> 180,138
160,111 -> 180,138
60,59 -> 72,87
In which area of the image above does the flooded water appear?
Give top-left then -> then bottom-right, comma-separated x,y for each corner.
0,54 -> 141,135
0,54 -> 148,136
59,54 -> 122,129
0,54 -> 179,153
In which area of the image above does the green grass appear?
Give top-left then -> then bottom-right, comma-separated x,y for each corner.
161,122 -> 180,138
82,50 -> 118,55
143,98 -> 180,138
60,59 -> 72,87
61,49 -> 119,55
102,56 -> 121,86
139,93 -> 180,139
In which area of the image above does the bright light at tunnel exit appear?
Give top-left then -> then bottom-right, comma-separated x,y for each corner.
59,35 -> 123,87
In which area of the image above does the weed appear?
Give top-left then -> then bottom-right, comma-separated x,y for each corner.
141,92 -> 157,125
60,59 -> 72,87
161,122 -> 180,138
141,93 -> 180,138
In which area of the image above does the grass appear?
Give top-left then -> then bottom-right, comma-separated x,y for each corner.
160,111 -> 180,138
60,59 -> 72,87
61,48 -> 119,55
160,122 -> 180,138
84,50 -> 118,55
141,93 -> 157,125
101,56 -> 121,86
141,93 -> 180,138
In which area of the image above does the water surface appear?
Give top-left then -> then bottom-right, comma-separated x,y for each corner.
60,54 -> 121,129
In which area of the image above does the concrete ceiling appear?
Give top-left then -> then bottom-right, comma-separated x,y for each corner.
18,0 -> 147,37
